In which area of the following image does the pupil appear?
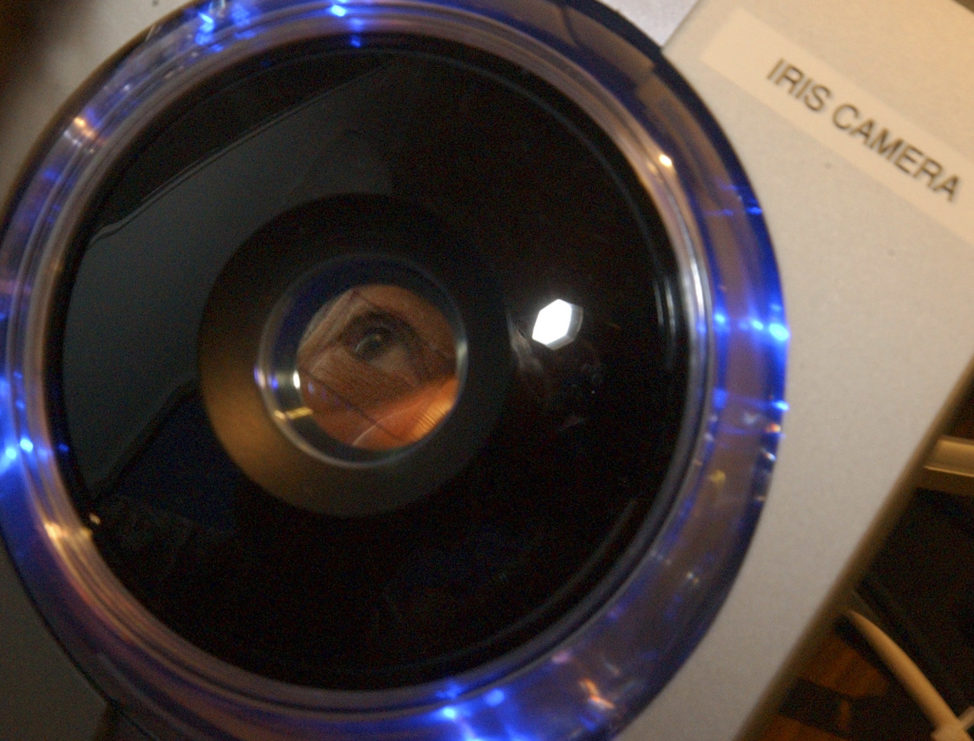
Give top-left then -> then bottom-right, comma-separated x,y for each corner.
352,324 -> 396,362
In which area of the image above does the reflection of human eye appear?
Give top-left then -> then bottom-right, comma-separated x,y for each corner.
350,322 -> 399,362
341,313 -> 420,377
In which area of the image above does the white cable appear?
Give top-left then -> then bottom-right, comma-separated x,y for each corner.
845,610 -> 974,741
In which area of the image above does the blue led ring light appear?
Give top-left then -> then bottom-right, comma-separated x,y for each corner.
0,0 -> 786,737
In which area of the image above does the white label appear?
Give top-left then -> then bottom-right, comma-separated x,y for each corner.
701,9 -> 974,245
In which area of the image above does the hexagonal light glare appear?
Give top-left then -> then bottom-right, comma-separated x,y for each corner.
531,298 -> 582,350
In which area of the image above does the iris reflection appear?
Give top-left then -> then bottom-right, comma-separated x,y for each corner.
296,284 -> 458,449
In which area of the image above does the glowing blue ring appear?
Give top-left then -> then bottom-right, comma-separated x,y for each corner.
0,0 -> 787,738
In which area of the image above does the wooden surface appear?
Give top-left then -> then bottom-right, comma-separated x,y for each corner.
756,620 -> 935,740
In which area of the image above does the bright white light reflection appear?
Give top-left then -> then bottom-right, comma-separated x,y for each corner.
768,322 -> 790,342
439,705 -> 460,721
0,446 -> 18,476
44,521 -> 93,546
483,688 -> 505,707
71,116 -> 98,142
658,153 -> 673,168
531,299 -> 582,350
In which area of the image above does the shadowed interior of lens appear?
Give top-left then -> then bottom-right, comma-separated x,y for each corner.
49,37 -> 687,689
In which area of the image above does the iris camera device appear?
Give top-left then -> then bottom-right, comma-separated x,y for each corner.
1,0 -> 972,738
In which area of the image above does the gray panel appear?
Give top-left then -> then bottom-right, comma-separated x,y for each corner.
0,545 -> 106,740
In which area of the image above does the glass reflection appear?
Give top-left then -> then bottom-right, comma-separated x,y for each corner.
531,298 -> 582,350
296,284 -> 458,450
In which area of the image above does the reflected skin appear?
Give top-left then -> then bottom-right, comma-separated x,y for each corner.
296,284 -> 458,449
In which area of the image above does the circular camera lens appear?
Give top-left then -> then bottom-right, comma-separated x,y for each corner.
195,194 -> 499,517
295,284 -> 459,451
50,39 -> 686,688
0,1 -> 786,735
22,15 -> 708,689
